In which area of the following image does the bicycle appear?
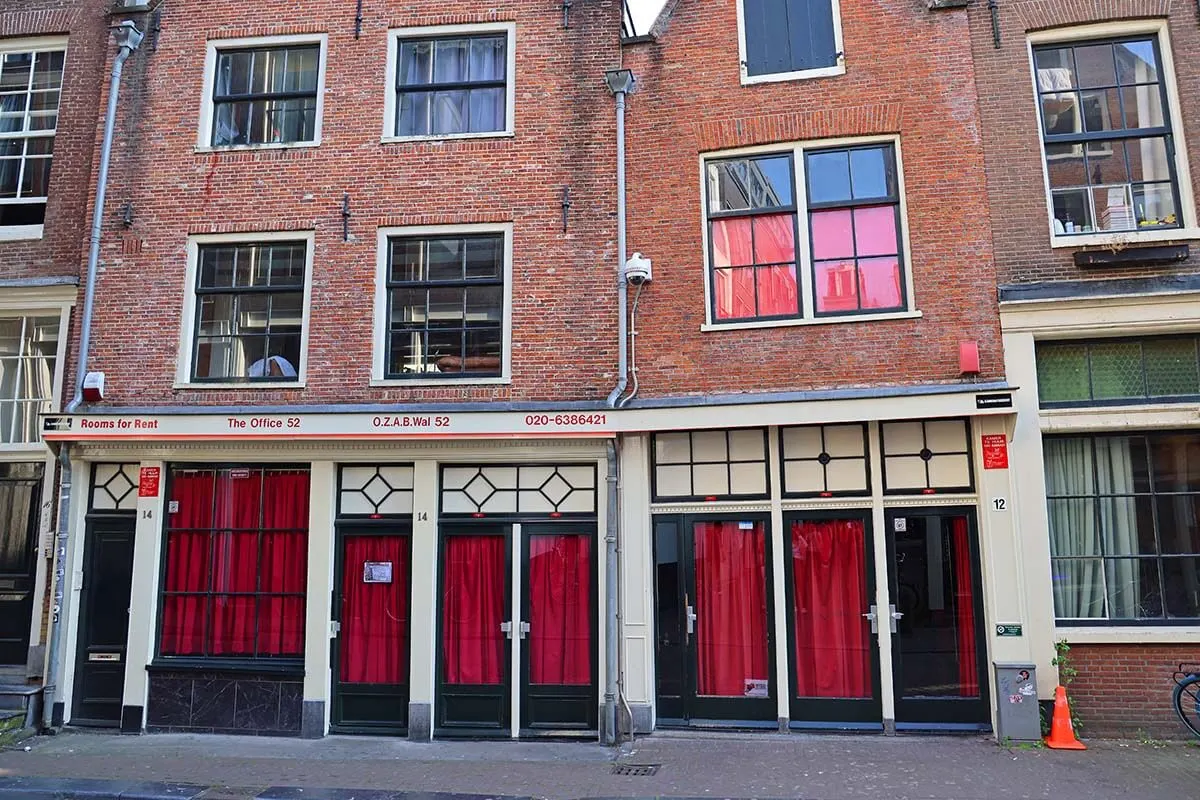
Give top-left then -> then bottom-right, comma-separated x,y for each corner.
1172,663 -> 1200,739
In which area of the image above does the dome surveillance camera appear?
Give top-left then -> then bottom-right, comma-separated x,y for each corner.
623,252 -> 652,285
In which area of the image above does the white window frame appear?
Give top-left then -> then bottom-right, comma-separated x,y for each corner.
174,231 -> 314,388
195,33 -> 328,152
372,222 -> 513,385
735,0 -> 845,85
382,22 -> 517,142
0,285 -> 73,452
1028,20 -> 1200,249
698,134 -> 920,331
0,36 -> 69,242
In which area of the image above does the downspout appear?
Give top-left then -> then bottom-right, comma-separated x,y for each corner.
605,69 -> 635,409
43,21 -> 143,730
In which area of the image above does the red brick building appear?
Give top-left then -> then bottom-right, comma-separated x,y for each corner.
970,0 -> 1200,738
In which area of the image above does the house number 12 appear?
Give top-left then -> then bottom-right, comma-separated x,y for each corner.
991,497 -> 1007,512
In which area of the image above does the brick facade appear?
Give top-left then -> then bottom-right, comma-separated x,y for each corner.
1068,643 -> 1200,738
620,1 -> 1003,398
72,0 -> 622,408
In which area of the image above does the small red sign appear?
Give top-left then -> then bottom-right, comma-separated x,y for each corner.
981,434 -> 1009,470
138,466 -> 161,497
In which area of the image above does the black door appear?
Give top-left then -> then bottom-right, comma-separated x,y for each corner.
782,511 -> 883,728
654,514 -> 776,725
72,518 -> 135,725
331,527 -> 411,734
519,524 -> 597,732
0,462 -> 43,666
436,524 -> 511,736
885,508 -> 990,729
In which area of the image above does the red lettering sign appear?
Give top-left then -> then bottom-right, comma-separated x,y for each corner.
981,434 -> 1009,470
138,466 -> 161,497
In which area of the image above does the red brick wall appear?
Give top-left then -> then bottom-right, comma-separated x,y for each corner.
968,0 -> 1200,285
1068,643 -> 1200,738
0,0 -> 109,283
619,1 -> 1003,398
71,1 -> 622,407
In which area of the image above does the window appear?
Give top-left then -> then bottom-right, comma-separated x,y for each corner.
651,429 -> 768,501
160,466 -> 309,659
738,0 -> 842,82
188,239 -> 307,383
705,141 -> 908,324
0,314 -> 58,444
202,37 -> 324,148
1034,35 -> 1183,237
880,419 -> 973,494
0,42 -> 65,231
386,24 -> 514,139
1045,433 -> 1200,622
779,424 -> 869,497
383,232 -> 505,379
1037,336 -> 1200,407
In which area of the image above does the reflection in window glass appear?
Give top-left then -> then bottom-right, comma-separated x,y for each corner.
211,45 -> 320,146
0,315 -> 59,443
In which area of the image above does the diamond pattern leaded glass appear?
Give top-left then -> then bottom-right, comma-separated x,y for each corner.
1037,337 -> 1200,406
338,465 -> 414,516
90,463 -> 138,511
441,464 -> 596,515
1090,342 -> 1145,400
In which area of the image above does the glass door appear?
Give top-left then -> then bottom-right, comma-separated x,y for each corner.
436,526 -> 511,735
331,528 -> 410,733
519,526 -> 596,732
654,514 -> 776,724
885,509 -> 990,728
783,512 -> 882,727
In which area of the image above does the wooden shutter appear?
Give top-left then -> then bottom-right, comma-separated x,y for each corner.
743,0 -> 838,77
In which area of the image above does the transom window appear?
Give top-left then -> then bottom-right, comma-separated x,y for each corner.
0,45 -> 65,229
0,314 -> 58,444
1045,433 -> 1200,622
1037,336 -> 1200,407
1034,36 -> 1182,236
739,0 -> 841,81
392,32 -> 508,137
705,141 -> 908,324
209,43 -> 320,147
652,428 -> 769,501
385,233 -> 504,379
190,241 -> 306,382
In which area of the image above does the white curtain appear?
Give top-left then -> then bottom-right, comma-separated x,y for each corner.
1095,437 -> 1140,617
1045,438 -> 1104,617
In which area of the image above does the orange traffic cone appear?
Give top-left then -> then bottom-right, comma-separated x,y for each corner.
1044,685 -> 1086,750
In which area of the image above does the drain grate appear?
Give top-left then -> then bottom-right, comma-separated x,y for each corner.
612,763 -> 660,776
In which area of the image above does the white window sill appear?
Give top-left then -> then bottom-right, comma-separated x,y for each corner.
701,309 -> 921,332
1056,625 -> 1200,644
1049,227 -> 1200,249
0,224 -> 44,242
173,381 -> 306,390
0,442 -> 52,453
370,376 -> 512,387
741,63 -> 846,85
381,131 -> 514,145
193,141 -> 320,154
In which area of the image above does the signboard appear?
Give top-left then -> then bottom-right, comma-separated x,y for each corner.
981,434 -> 1009,469
363,561 -> 393,584
976,393 -> 1013,409
138,466 -> 161,497
996,624 -> 1023,637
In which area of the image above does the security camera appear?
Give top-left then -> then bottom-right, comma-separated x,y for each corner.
622,252 -> 652,285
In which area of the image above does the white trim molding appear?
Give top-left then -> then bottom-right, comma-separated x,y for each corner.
735,0 -> 845,86
372,222 -> 514,385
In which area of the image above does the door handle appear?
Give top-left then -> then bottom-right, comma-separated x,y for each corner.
686,605 -> 697,635
500,621 -> 513,639
862,605 -> 878,634
889,603 -> 904,633
519,621 -> 530,639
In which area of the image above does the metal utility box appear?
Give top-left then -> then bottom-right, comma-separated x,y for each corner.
994,662 -> 1040,741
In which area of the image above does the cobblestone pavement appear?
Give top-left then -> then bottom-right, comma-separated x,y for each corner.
0,729 -> 1198,800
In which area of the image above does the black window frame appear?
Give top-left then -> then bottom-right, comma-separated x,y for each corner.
384,232 -> 506,380
189,240 -> 307,384
650,428 -> 771,503
0,46 -> 66,228
209,42 -> 321,148
392,32 -> 509,138
1045,431 -> 1200,625
1033,35 -> 1184,237
1036,334 -> 1200,408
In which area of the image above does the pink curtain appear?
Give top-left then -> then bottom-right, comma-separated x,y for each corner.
443,535 -> 506,685
791,520 -> 871,698
694,521 -> 769,697
340,535 -> 408,684
951,517 -> 979,697
528,535 -> 591,685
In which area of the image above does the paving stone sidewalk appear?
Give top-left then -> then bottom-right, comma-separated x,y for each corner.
1,730 -> 1199,800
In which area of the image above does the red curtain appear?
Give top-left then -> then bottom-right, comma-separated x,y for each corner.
951,517 -> 979,698
211,471 -> 264,656
694,521 -> 769,697
340,535 -> 408,684
791,520 -> 871,698
257,471 -> 309,656
528,535 -> 591,685
161,472 -> 215,655
443,535 -> 506,685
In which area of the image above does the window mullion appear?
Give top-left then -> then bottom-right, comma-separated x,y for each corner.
795,148 -> 815,319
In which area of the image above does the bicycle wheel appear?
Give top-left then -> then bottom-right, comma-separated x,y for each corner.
1172,674 -> 1200,739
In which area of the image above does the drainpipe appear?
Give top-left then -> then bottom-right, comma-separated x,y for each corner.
43,21 -> 143,730
604,69 -> 635,410
604,440 -> 619,745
